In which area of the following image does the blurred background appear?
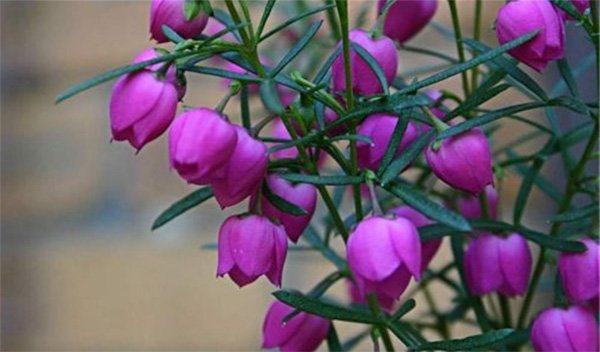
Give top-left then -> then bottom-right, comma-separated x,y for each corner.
1,1 -> 596,350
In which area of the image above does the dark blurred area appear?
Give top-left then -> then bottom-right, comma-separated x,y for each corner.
1,1 -> 596,350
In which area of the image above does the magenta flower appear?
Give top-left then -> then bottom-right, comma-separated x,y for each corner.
457,185 -> 499,219
257,174 -> 317,243
356,114 -> 419,171
109,49 -> 181,150
531,305 -> 599,352
262,300 -> 329,352
347,216 -> 421,302
217,214 -> 288,287
332,29 -> 398,96
425,89 -> 446,119
496,0 -> 564,71
168,108 -> 238,185
269,118 -> 300,160
390,205 -> 442,272
150,0 -> 208,43
558,238 -> 599,305
464,233 -> 532,296
211,126 -> 268,208
378,0 -> 437,43
347,279 -> 397,313
556,0 -> 590,20
425,128 -> 493,194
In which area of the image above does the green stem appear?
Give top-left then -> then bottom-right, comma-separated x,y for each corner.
447,0 -> 470,97
367,294 -> 395,352
517,121 -> 599,329
224,0 -> 252,46
498,295 -> 512,328
471,0 -> 482,90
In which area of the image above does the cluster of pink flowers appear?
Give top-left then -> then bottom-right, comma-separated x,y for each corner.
102,0 -> 597,350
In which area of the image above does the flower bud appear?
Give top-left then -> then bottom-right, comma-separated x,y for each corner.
457,185 -> 499,219
347,216 -> 421,301
109,49 -> 181,150
258,174 -> 317,243
425,128 -> 493,194
377,0 -> 437,43
496,0 -> 564,72
150,0 -> 208,43
531,306 -> 599,352
558,238 -> 599,305
332,29 -> 398,96
357,114 -> 418,171
217,214 -> 288,287
390,205 -> 442,272
168,108 -> 238,185
464,233 -> 532,296
262,300 -> 329,352
211,126 -> 268,208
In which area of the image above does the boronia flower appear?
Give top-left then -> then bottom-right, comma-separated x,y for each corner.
332,29 -> 398,96
425,127 -> 493,194
531,305 -> 599,352
496,0 -> 564,71
217,214 -> 288,287
211,125 -> 268,208
558,238 -> 599,306
464,233 -> 532,296
347,216 -> 421,302
262,300 -> 330,352
168,108 -> 238,185
377,0 -> 438,43
257,174 -> 317,243
109,49 -> 181,150
356,114 -> 418,171
150,0 -> 208,43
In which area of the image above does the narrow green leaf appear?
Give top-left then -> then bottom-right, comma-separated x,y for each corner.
444,84 -> 511,121
256,0 -> 277,38
411,329 -> 515,351
464,39 -> 549,102
162,25 -> 185,43
380,130 -> 434,185
513,156 -> 546,225
383,182 -> 471,231
506,149 -> 562,203
262,181 -> 308,215
281,173 -> 364,185
549,96 -> 589,114
376,116 -> 408,176
551,54 -> 595,96
328,134 -> 373,144
259,3 -> 335,42
395,30 -> 539,96
556,58 -> 580,98
391,299 -> 416,321
184,65 -> 262,82
273,290 -> 381,324
341,331 -> 369,351
327,323 -> 342,351
151,187 -> 213,230
303,226 -> 347,270
270,20 -> 323,77
240,84 -> 251,130
351,42 -> 389,95
387,322 -> 418,348
260,79 -> 285,114
184,0 -> 202,21
313,45 -> 341,83
551,203 -> 599,223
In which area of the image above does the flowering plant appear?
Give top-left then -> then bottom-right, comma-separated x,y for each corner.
57,0 -> 598,350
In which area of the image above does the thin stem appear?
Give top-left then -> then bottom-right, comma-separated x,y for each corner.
224,0 -> 251,46
498,295 -> 512,327
471,0 -> 482,90
366,175 -> 383,216
367,294 -> 395,352
447,0 -> 470,97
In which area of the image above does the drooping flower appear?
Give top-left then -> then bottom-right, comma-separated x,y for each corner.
496,0 -> 565,71
217,214 -> 288,287
262,300 -> 330,352
531,305 -> 599,351
150,0 -> 208,43
558,238 -> 599,305
377,0 -> 438,43
332,29 -> 398,96
464,233 -> 532,296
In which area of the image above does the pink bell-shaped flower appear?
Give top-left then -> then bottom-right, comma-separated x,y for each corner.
496,0 -> 564,71
558,238 -> 599,306
109,49 -> 183,151
425,128 -> 493,194
262,300 -> 330,352
464,233 -> 532,296
168,108 -> 238,185
531,305 -> 599,351
257,174 -> 317,243
346,279 -> 398,313
457,185 -> 499,219
217,214 -> 288,287
356,114 -> 419,171
332,29 -> 398,96
347,216 -> 422,302
150,0 -> 208,43
211,125 -> 268,208
377,0 -> 437,43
